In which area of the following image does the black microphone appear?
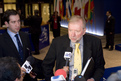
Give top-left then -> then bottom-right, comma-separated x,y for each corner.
64,47 -> 73,66
22,56 -> 35,73
26,56 -> 35,65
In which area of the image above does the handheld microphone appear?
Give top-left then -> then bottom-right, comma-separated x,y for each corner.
52,69 -> 66,81
52,47 -> 72,80
64,47 -> 72,66
22,56 -> 35,73
54,69 -> 67,79
51,75 -> 66,81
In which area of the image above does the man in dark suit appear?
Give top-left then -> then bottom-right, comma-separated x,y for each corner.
42,15 -> 105,81
0,9 -> 36,81
29,10 -> 42,54
104,11 -> 115,51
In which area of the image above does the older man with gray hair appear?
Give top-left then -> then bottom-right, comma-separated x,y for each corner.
43,15 -> 105,81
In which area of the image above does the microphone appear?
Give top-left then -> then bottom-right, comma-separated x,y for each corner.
51,69 -> 66,81
51,47 -> 72,80
54,69 -> 67,79
51,75 -> 66,81
22,56 -> 35,73
64,47 -> 72,66
74,75 -> 86,81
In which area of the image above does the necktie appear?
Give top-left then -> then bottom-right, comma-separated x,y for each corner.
15,34 -> 23,61
74,43 -> 82,75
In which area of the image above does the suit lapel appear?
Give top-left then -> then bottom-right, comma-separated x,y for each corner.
83,35 -> 92,69
19,32 -> 26,60
3,32 -> 21,59
60,35 -> 70,67
62,35 -> 70,51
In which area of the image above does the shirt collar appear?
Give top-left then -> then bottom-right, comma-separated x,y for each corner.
71,36 -> 83,48
108,15 -> 111,18
7,29 -> 19,38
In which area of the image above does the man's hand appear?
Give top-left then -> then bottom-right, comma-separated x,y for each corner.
87,78 -> 95,81
21,67 -> 26,78
62,66 -> 69,73
29,71 -> 37,78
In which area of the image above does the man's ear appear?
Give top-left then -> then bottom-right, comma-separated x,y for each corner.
83,28 -> 86,35
4,21 -> 9,27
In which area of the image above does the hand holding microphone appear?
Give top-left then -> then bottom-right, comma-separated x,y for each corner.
63,47 -> 72,74
22,56 -> 37,78
64,47 -> 73,66
29,71 -> 37,78
51,47 -> 72,81
21,67 -> 26,78
22,56 -> 34,73
62,66 -> 69,73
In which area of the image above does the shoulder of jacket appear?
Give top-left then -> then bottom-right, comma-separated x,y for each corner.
52,35 -> 69,43
84,34 -> 100,41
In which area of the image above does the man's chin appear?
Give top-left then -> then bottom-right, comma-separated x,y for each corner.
71,40 -> 77,43
71,39 -> 81,43
16,29 -> 20,32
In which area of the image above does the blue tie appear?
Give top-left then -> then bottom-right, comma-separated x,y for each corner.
15,34 -> 23,61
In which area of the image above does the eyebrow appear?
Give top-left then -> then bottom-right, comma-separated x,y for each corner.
10,19 -> 20,22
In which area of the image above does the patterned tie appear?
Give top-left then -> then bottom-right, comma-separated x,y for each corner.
74,43 -> 82,75
15,34 -> 23,61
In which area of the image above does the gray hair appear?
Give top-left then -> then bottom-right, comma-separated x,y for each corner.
68,15 -> 86,28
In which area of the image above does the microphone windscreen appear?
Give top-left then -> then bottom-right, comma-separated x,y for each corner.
66,47 -> 72,52
26,56 -> 35,65
54,69 -> 67,79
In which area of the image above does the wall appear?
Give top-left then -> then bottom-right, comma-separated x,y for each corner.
86,0 -> 104,36
80,0 -> 121,35
61,0 -> 105,36
104,0 -> 121,34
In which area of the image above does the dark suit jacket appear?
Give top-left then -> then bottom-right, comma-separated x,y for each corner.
29,15 -> 42,34
42,34 -> 105,81
104,16 -> 115,34
0,31 -> 31,66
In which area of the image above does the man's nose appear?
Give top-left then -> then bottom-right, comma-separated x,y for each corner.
16,22 -> 20,26
71,31 -> 76,37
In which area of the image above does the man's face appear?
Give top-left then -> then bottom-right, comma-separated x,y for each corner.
5,14 -> 20,34
106,11 -> 110,16
68,20 -> 86,43
55,12 -> 58,17
18,10 -> 21,15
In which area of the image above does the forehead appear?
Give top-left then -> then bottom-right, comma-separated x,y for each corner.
68,20 -> 83,28
9,14 -> 20,21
